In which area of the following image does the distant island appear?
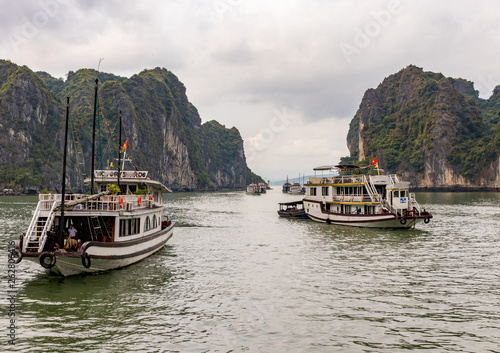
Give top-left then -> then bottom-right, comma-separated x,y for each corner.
0,60 -> 262,193
343,65 -> 500,190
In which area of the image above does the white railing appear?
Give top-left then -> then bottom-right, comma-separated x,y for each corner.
40,193 -> 156,212
38,201 -> 59,252
23,201 -> 44,252
408,193 -> 422,213
331,194 -> 374,203
23,196 -> 58,252
366,176 -> 381,203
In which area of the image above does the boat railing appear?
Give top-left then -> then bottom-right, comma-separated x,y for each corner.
311,175 -> 367,185
23,198 -> 59,252
408,193 -> 422,213
332,194 -> 375,203
39,193 -> 157,212
389,174 -> 400,184
381,199 -> 398,216
38,201 -> 59,252
366,176 -> 382,203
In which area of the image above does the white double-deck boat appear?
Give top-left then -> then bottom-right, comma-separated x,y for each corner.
12,81 -> 175,276
302,164 -> 432,228
14,170 -> 175,276
246,183 -> 262,194
288,182 -> 305,195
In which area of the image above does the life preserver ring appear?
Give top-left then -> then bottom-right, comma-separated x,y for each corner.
400,218 -> 407,225
149,195 -> 153,201
39,252 -> 56,269
424,217 -> 430,224
119,196 -> 124,208
11,248 -> 22,264
137,196 -> 142,206
82,252 -> 91,268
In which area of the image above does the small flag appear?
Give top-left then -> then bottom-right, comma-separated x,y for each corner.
121,139 -> 128,153
110,162 -> 114,167
371,157 -> 377,166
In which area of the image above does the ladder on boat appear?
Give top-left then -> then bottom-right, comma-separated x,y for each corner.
23,199 -> 58,253
366,176 -> 381,203
88,216 -> 105,241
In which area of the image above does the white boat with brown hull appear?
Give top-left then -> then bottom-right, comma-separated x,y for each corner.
303,164 -> 433,228
14,170 -> 175,276
11,83 -> 175,276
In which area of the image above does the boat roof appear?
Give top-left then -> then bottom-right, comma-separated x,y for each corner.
334,164 -> 360,171
85,170 -> 172,193
313,164 -> 361,171
278,200 -> 303,206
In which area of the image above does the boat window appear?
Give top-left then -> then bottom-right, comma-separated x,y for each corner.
394,190 -> 399,197
119,218 -> 141,236
153,214 -> 157,229
322,187 -> 329,196
129,185 -> 137,193
145,216 -> 151,231
400,190 -> 406,197
310,187 -> 317,196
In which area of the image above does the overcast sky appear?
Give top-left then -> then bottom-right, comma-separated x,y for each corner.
2,0 -> 499,181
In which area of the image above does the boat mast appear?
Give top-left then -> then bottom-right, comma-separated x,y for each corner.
118,110 -> 122,189
59,96 -> 70,248
90,78 -> 98,195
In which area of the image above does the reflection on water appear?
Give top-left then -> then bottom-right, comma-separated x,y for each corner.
1,192 -> 500,352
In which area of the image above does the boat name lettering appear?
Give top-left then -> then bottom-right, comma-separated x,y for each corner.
95,170 -> 148,178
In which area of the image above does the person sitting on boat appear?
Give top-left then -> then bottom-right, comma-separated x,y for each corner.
64,224 -> 79,251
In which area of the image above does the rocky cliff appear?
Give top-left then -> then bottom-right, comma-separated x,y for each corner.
345,65 -> 500,189
0,60 -> 261,192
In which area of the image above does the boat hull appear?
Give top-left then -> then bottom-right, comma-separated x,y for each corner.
306,211 -> 422,228
304,200 -> 431,229
22,222 -> 175,276
277,210 -> 309,219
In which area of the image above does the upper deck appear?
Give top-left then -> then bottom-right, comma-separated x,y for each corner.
90,170 -> 172,194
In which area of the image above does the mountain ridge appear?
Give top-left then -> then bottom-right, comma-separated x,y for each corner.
344,65 -> 500,189
0,59 -> 262,193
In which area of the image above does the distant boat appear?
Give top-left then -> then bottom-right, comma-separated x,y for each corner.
277,201 -> 309,219
282,177 -> 291,193
258,183 -> 267,193
246,183 -> 262,195
288,182 -> 304,195
302,164 -> 433,228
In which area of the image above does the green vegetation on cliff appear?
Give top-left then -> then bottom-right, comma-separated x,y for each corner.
0,60 -> 260,191
346,65 -> 500,186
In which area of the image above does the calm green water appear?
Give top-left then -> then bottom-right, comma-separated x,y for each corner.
1,191 -> 499,352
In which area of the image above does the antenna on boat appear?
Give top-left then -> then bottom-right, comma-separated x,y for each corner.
90,78 -> 98,195
59,96 -> 70,248
118,110 -> 122,189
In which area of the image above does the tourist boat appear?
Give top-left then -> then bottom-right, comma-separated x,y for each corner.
277,201 -> 309,218
246,183 -> 262,194
302,164 -> 432,228
14,170 -> 175,276
258,183 -> 267,193
282,177 -> 292,193
288,182 -> 305,195
11,81 -> 175,276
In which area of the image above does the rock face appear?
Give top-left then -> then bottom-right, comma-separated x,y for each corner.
346,65 -> 500,189
0,60 -> 260,192
0,61 -> 64,192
